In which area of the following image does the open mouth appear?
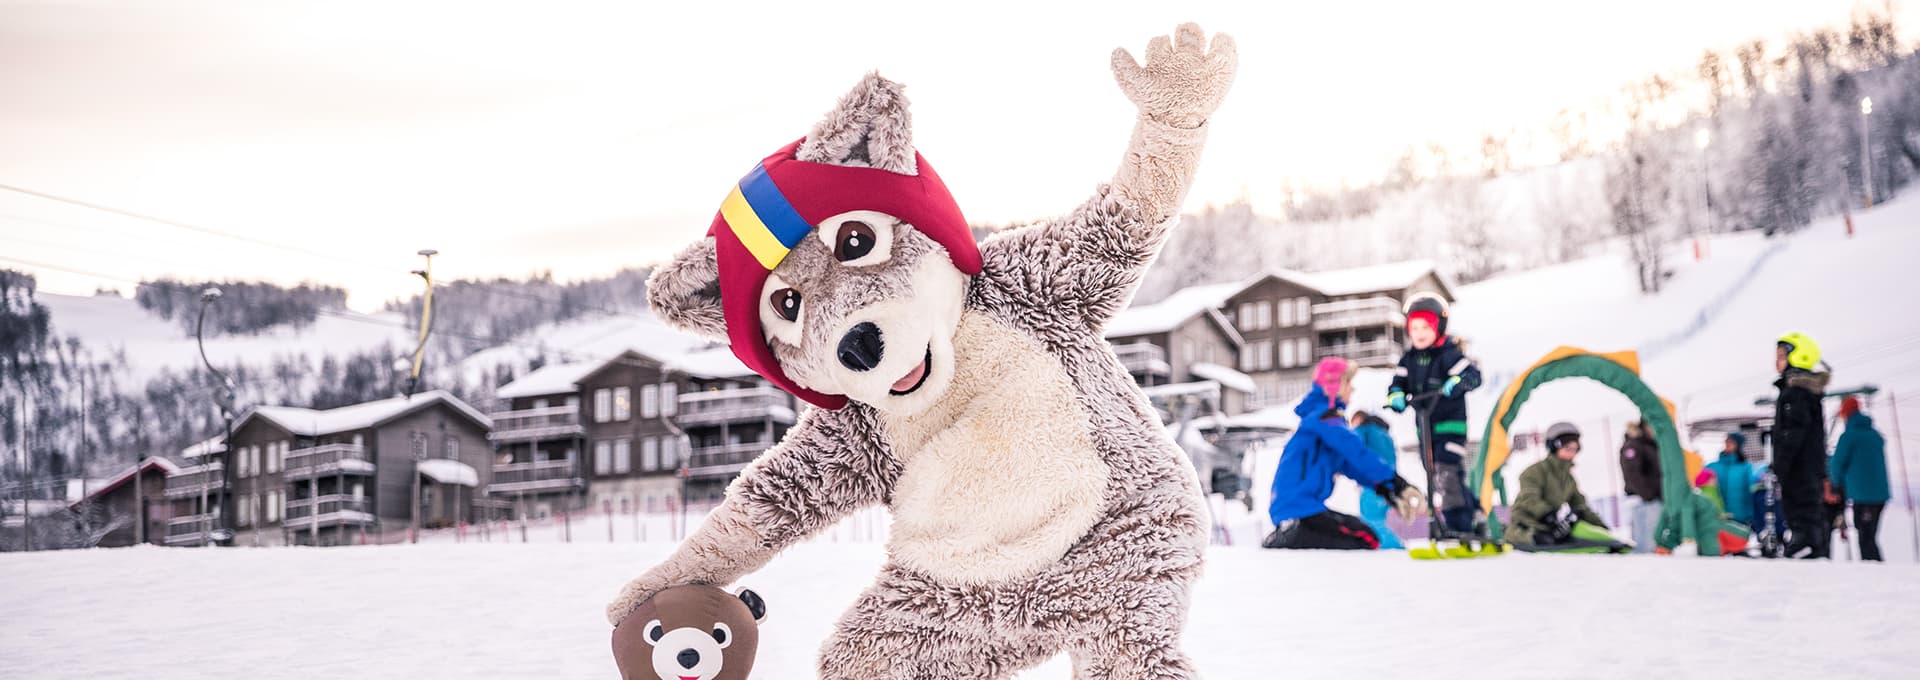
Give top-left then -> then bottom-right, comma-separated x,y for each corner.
888,348 -> 933,395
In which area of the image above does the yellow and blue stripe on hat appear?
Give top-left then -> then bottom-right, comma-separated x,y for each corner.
719,164 -> 815,270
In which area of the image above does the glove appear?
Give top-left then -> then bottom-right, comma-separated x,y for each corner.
1388,391 -> 1408,413
1374,475 -> 1427,518
1440,376 -> 1463,398
1544,518 -> 1574,544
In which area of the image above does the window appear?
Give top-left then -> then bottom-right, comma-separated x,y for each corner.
1279,299 -> 1295,328
1280,338 -> 1296,368
265,491 -> 281,523
614,386 -> 632,421
660,383 -> 678,416
532,398 -> 548,410
351,483 -> 365,500
410,432 -> 427,459
594,441 -> 613,475
1255,340 -> 1274,371
642,437 -> 660,472
1296,298 -> 1312,326
1237,302 -> 1257,331
1255,302 -> 1271,330
238,494 -> 254,527
641,384 -> 659,419
1296,338 -> 1314,366
444,437 -> 460,460
593,388 -> 613,423
613,439 -> 633,474
235,446 -> 250,478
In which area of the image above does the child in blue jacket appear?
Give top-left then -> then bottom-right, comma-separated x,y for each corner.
1266,358 -> 1421,550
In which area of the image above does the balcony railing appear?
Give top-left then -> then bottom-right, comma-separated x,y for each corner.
284,444 -> 373,481
164,463 -> 227,499
675,387 -> 794,427
1312,297 -> 1404,331
490,459 -> 581,493
284,495 -> 375,527
685,441 -> 771,475
1317,338 -> 1401,368
163,514 -> 230,546
1110,342 -> 1171,376
488,406 -> 584,443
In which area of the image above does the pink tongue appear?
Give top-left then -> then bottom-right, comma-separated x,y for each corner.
891,357 -> 928,392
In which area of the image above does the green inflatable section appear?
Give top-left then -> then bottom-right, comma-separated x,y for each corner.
1465,353 -> 1711,554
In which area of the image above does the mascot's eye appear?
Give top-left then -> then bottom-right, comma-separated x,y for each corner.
833,220 -> 877,262
770,288 -> 802,322
711,622 -> 732,648
645,620 -> 665,644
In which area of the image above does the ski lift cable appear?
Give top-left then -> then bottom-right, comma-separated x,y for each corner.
0,182 -> 651,320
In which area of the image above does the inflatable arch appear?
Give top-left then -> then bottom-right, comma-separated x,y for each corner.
1466,347 -> 1710,550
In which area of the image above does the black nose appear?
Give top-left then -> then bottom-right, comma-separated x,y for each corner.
837,322 -> 884,372
677,648 -> 699,669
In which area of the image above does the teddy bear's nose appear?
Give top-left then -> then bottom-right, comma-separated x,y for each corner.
677,648 -> 700,669
837,322 -> 885,372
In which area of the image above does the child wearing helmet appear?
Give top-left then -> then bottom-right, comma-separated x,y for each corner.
1387,293 -> 1483,535
1507,423 -> 1625,552
1772,332 -> 1832,559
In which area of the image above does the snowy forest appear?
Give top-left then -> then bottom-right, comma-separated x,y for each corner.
4,10 -> 1918,532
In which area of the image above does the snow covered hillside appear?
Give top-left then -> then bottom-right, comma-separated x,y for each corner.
37,291 -> 412,385
2,540 -> 1914,679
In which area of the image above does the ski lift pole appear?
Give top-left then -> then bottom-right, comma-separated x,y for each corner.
1887,391 -> 1916,562
405,249 -> 438,398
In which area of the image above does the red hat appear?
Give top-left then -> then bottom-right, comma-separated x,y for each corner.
708,138 -> 981,410
1838,396 -> 1861,419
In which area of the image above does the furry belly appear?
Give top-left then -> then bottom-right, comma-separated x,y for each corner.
882,316 -> 1111,585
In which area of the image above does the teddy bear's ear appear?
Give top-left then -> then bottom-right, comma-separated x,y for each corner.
646,236 -> 728,342
736,588 -> 766,624
796,72 -> 916,175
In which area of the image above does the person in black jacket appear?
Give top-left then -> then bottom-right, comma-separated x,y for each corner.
1619,420 -> 1663,553
1387,294 -> 1482,535
1773,332 -> 1832,559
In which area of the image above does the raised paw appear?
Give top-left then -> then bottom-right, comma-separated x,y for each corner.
1110,22 -> 1238,129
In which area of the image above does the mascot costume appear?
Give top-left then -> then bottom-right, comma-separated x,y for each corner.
611,23 -> 1238,678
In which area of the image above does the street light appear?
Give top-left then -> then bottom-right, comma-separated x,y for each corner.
404,249 -> 438,398
1861,96 -> 1874,208
1695,128 -> 1713,236
195,287 -> 235,548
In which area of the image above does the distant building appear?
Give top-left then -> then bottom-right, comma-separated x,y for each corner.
162,436 -> 232,547
167,391 -> 495,547
69,457 -> 178,548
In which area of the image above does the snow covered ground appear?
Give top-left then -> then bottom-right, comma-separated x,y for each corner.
2,537 -> 1916,679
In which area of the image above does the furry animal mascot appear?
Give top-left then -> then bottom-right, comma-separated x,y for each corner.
611,23 -> 1237,678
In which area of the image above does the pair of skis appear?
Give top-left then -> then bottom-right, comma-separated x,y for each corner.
1405,392 -> 1507,560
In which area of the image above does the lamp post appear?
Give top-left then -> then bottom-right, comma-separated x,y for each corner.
1861,96 -> 1874,208
405,249 -> 438,398
1694,128 -> 1713,237
195,287 -> 235,548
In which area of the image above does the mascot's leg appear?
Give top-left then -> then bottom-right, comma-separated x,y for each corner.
1063,577 -> 1200,679
818,569 -> 1055,679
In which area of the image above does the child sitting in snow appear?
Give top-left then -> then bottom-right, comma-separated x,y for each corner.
1507,423 -> 1627,552
1265,358 -> 1423,550
1386,293 -> 1483,536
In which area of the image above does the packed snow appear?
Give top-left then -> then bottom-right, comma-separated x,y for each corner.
245,390 -> 490,435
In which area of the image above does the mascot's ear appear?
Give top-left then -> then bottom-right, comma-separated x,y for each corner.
647,236 -> 728,342
796,72 -> 917,175
736,588 -> 767,624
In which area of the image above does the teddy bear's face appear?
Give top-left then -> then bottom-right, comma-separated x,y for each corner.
757,209 -> 967,416
642,618 -> 731,680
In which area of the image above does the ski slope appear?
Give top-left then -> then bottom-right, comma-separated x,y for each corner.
1,537 -> 1914,679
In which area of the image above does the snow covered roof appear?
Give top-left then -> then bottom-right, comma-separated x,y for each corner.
1106,281 -> 1246,338
1189,363 -> 1256,394
72,457 -> 180,506
1290,259 -> 1453,298
240,390 -> 491,437
666,347 -> 755,380
496,361 -> 602,399
417,459 -> 479,487
180,435 -> 226,460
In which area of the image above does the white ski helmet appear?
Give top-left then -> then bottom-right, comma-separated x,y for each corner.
1545,422 -> 1581,451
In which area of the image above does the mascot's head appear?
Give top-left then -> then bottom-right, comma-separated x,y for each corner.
647,73 -> 980,416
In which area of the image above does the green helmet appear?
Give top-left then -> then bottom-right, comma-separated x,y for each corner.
1777,332 -> 1822,371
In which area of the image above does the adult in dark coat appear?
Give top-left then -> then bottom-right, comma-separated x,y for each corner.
1619,421 -> 1664,554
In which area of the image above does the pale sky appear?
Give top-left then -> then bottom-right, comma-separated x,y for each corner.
1,0 -> 1911,309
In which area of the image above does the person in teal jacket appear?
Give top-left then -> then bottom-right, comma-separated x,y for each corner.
1350,410 -> 1405,549
1829,397 -> 1890,561
1706,432 -> 1761,526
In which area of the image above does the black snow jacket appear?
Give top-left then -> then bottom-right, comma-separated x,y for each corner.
1619,433 -> 1663,502
1390,337 -> 1481,424
1772,368 -> 1831,505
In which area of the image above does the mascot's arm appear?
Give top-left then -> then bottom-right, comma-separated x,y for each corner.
977,23 -> 1236,333
606,406 -> 896,626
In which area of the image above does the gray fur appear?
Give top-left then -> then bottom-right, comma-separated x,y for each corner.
645,237 -> 727,342
624,24 -> 1237,679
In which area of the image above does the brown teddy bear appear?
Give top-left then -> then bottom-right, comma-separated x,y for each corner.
612,585 -> 766,680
